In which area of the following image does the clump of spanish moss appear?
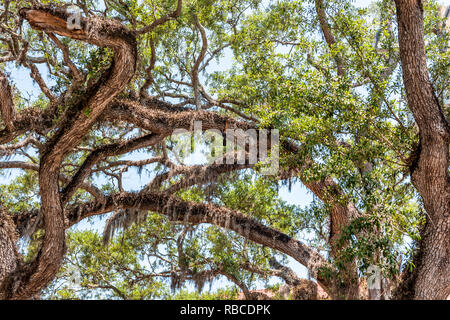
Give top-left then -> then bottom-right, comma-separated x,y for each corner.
169,269 -> 216,294
102,208 -> 147,245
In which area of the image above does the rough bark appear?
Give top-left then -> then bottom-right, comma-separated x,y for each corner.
0,6 -> 137,299
60,191 -> 335,293
282,149 -> 361,299
0,208 -> 19,299
61,133 -> 163,203
0,71 -> 16,132
288,1 -> 360,295
3,2 -> 442,301
394,0 -> 450,300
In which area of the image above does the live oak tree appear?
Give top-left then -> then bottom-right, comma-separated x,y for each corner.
0,0 -> 448,300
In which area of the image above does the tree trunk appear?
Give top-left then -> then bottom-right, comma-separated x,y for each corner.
0,208 -> 19,299
394,0 -> 450,300
0,6 -> 138,299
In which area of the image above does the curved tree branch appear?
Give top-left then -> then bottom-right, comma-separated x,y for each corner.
62,191 -> 333,293
315,0 -> 345,76
61,133 -> 163,204
135,0 -> 182,35
0,6 -> 137,299
0,161 -> 105,202
393,0 -> 450,300
0,70 -> 16,131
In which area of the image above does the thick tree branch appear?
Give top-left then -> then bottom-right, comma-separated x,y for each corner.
62,133 -> 163,203
0,70 -> 16,131
46,32 -> 82,83
0,108 -> 55,146
62,191 -> 333,292
393,0 -> 450,300
315,0 -> 345,76
0,6 -> 138,299
163,162 -> 252,193
0,207 -> 19,298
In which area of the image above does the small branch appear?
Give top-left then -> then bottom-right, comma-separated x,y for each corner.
23,61 -> 57,104
46,32 -> 82,83
135,0 -> 182,35
315,0 -> 345,76
0,136 -> 40,155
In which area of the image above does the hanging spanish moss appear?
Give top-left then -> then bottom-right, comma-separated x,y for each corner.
102,208 -> 148,245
